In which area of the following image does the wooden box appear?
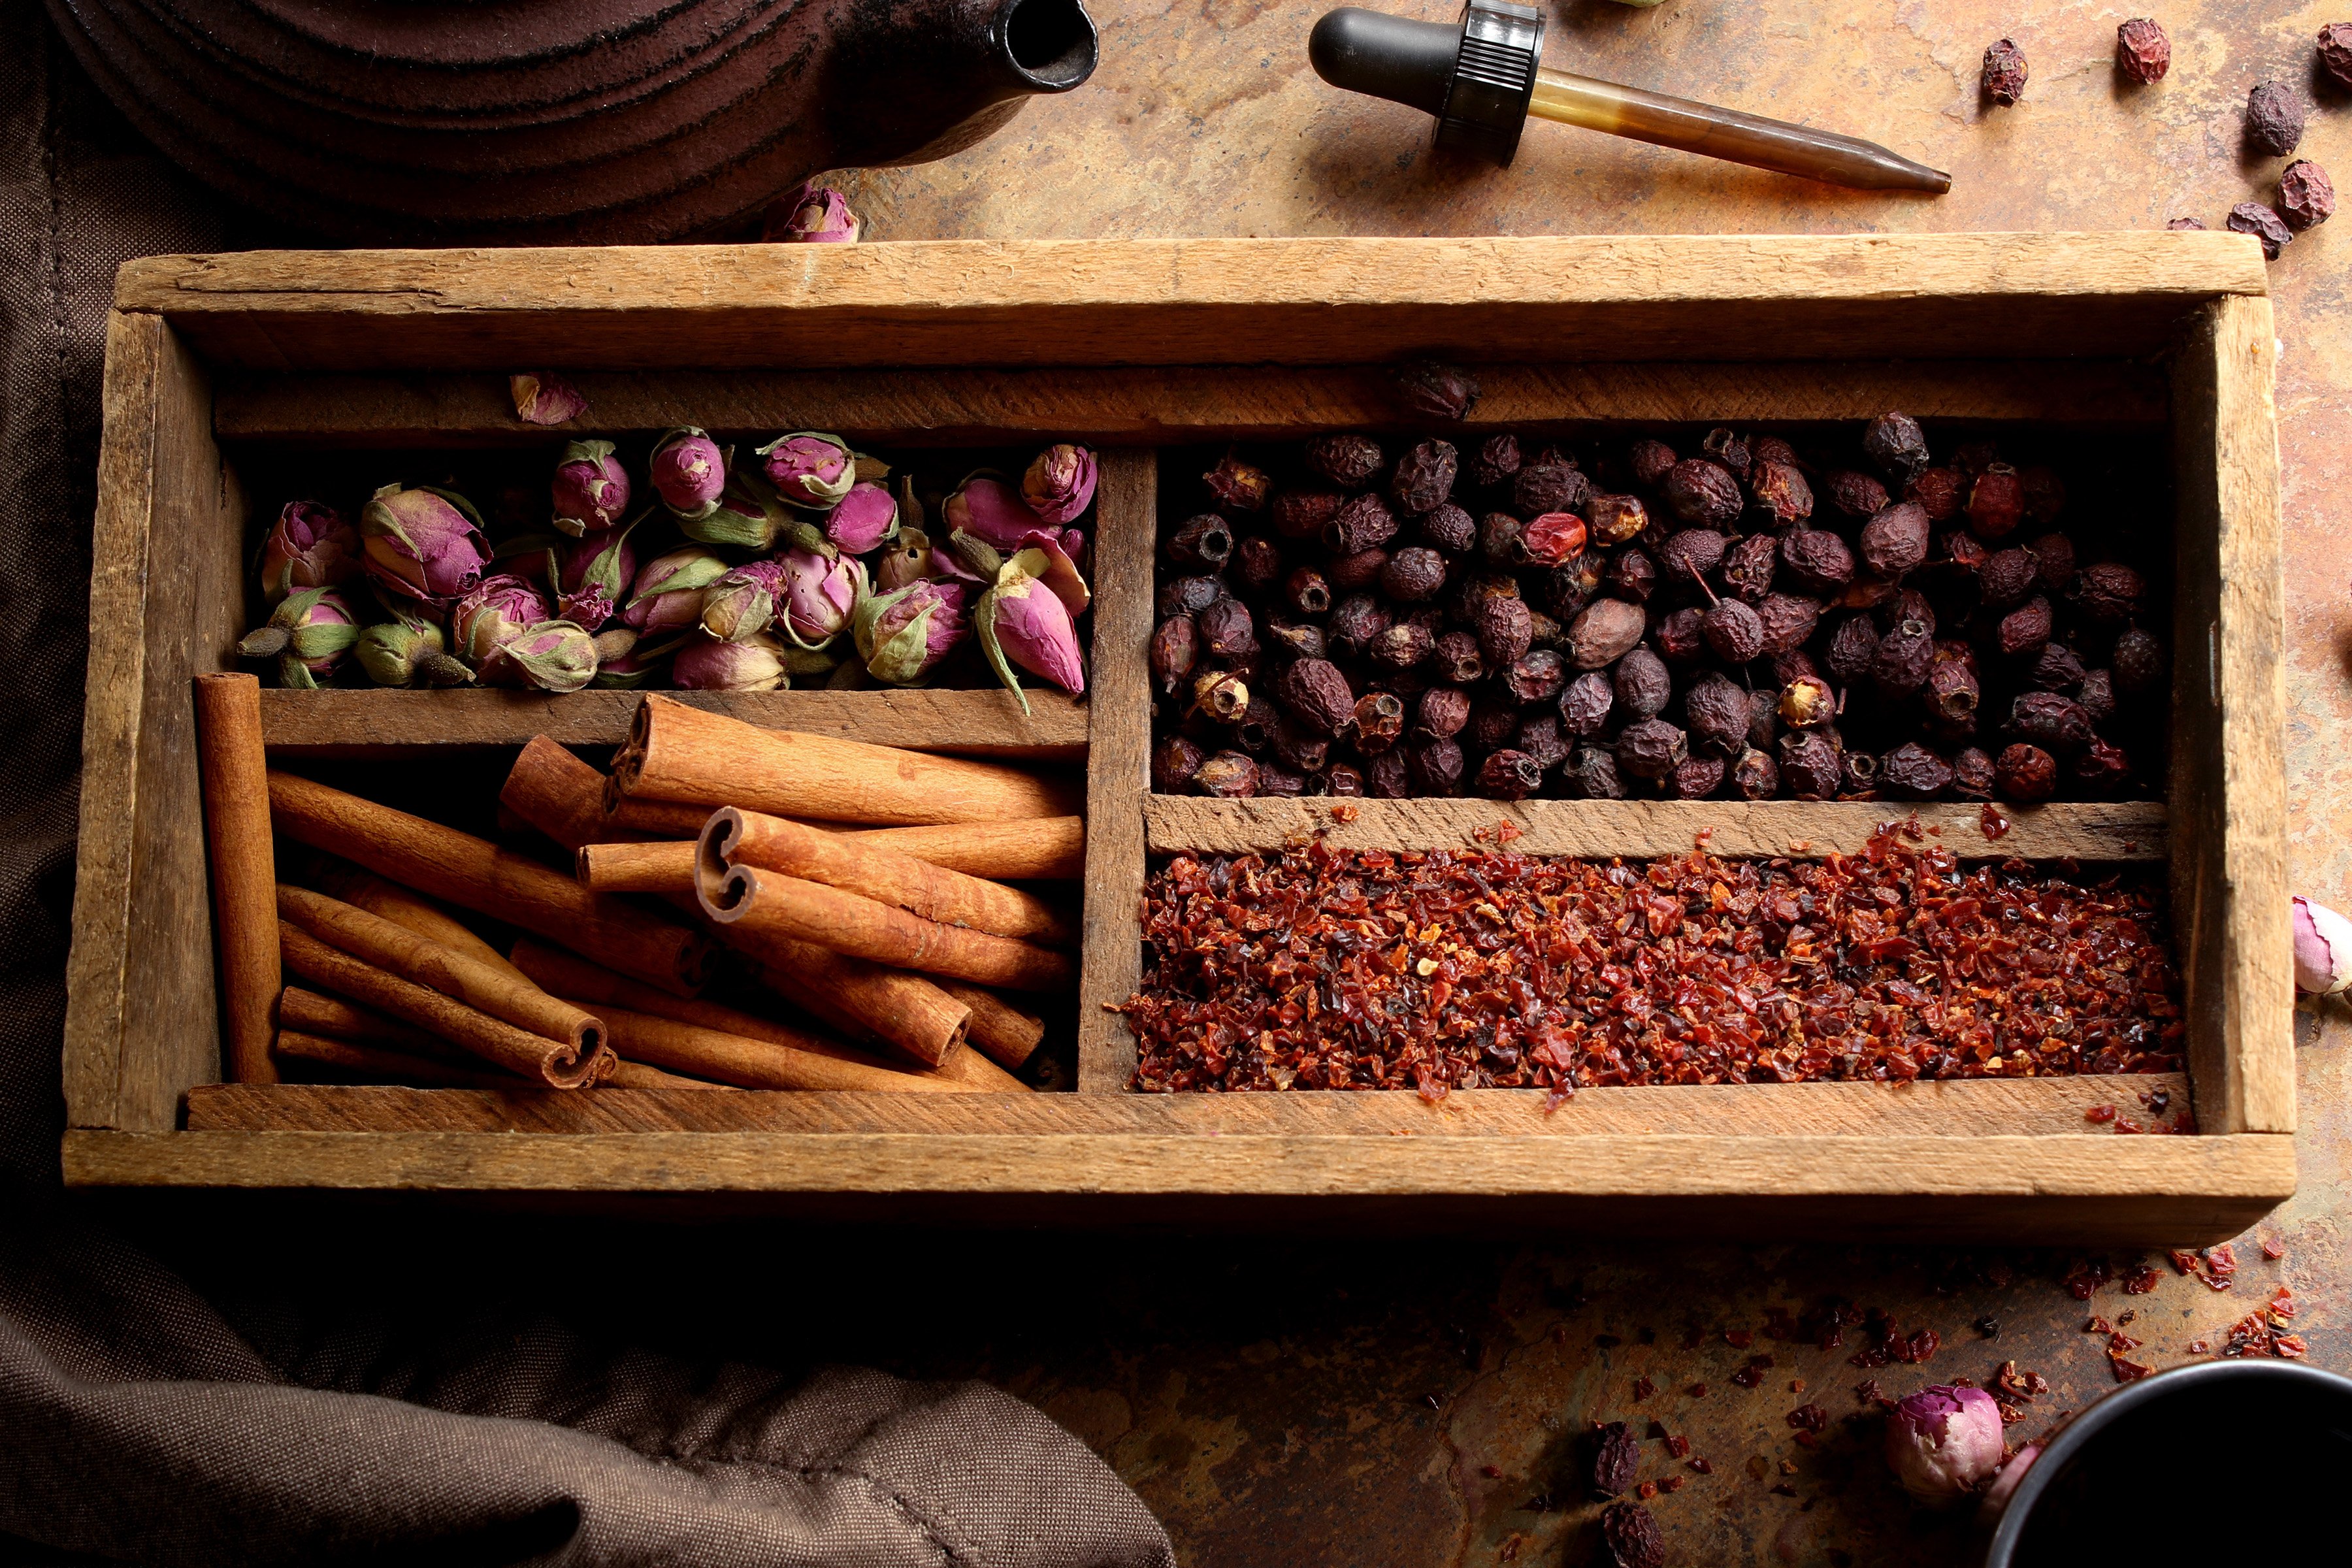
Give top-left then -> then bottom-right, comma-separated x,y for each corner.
61,235 -> 2295,1241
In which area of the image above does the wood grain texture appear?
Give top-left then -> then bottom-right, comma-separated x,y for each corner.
2172,295 -> 2295,1136
117,236 -> 2265,372
1143,797 -> 2169,862
63,315 -> 244,1131
211,360 -> 2171,446
1076,449 -> 1155,1093
259,687 -> 1086,759
181,1073 -> 2183,1138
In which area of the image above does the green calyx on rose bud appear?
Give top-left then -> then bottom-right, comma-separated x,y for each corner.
853,578 -> 972,687
680,464 -> 791,551
486,620 -> 600,694
238,583 -> 358,667
355,615 -> 447,687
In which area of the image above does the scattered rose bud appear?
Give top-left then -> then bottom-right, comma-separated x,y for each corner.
977,547 -> 1087,709
552,519 -> 638,629
622,547 -> 733,640
673,630 -> 791,691
700,559 -> 788,643
762,179 -> 861,243
550,438 -> 631,536
257,500 -> 360,602
355,615 -> 469,688
1886,1385 -> 2006,1505
2115,19 -> 2168,84
776,546 -> 865,649
946,472 -> 1058,550
237,585 -> 359,689
874,527 -> 936,593
2279,161 -> 2334,232
510,372 -> 587,426
449,572 -> 552,666
649,427 -> 727,518
854,578 -> 973,685
589,629 -> 671,689
1982,39 -> 2027,105
2293,896 -> 2352,994
482,619 -> 598,693
826,480 -> 901,555
359,483 -> 493,606
758,431 -> 857,508
1396,360 -> 1480,421
1023,444 -> 1099,525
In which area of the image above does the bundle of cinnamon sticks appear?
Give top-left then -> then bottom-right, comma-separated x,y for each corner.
197,678 -> 1082,1096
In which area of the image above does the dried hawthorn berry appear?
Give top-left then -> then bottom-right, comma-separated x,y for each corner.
1686,672 -> 1752,758
1159,574 -> 1224,619
2009,691 -> 2094,751
1271,489 -> 1343,542
1256,763 -> 1307,798
2029,642 -> 2085,691
1194,751 -> 1259,797
1427,631 -> 1478,686
1975,547 -> 2034,610
1967,464 -> 2027,540
1731,746 -> 1778,800
1467,698 -> 1521,753
2025,531 -> 2076,594
1997,596 -> 2054,657
1198,597 -> 1258,662
1865,412 -> 1931,483
1607,548 -> 1660,601
1517,713 -> 1569,770
1570,598 -> 1648,669
1841,750 -> 1880,795
1469,433 -> 1520,487
1192,669 -> 1249,723
1270,713 -> 1330,774
1275,657 -> 1356,735
1354,691 -> 1408,752
1152,734 -> 1205,793
1906,466 -> 1964,523
1330,550 -> 1390,597
1230,535 -> 1282,596
1371,619 -> 1434,670
1397,361 -> 1480,421
1703,596 -> 1767,663
1723,533 -> 1779,601
1327,595 -> 1389,659
1703,426 -> 1753,480
1627,439 -> 1678,488
1825,615 -> 1880,685
1614,647 -> 1674,717
1601,1500 -> 1666,1568
1749,460 -> 1814,527
1659,528 -> 1728,584
1825,470 -> 1889,519
1165,512 -> 1233,570
2074,737 -> 2132,794
1780,527 -> 1855,594
1780,732 -> 1843,798
1881,741 -> 1954,799
1478,595 -> 1536,667
1664,459 -> 1744,527
2325,23 -> 2352,91
1560,672 -> 1614,737
1780,676 -> 1835,728
1656,606 -> 1708,665
1420,502 -> 1477,555
1751,435 -> 1799,468
1755,593 -> 1820,657
1995,742 -> 2059,800
1408,736 -> 1465,795
1277,568 -> 1327,618
1151,616 -> 1199,694
1454,570 -> 1521,622
2116,18 -> 2169,84
1478,510 -> 1526,566
1203,451 -> 1271,514
2279,160 -> 2335,232
2071,561 -> 2146,625
1872,618 -> 1935,697
1506,650 -> 1568,705
1669,755 -> 1726,799
1926,641 -> 1982,724
1586,493 -> 1651,546
1365,747 -> 1411,798
2229,201 -> 2292,260
1953,746 -> 1995,800
1881,587 -> 1936,636
1390,439 -> 1459,514
1566,744 -> 1625,799
1982,38 -> 2028,104
1524,513 -> 1588,568
1380,546 -> 1447,604
1305,434 -> 1384,489
2246,80 -> 2305,157
1746,687 -> 1780,749
2112,627 -> 2165,697
1414,684 -> 1471,742
1324,493 -> 1398,555
1617,717 -> 1689,780
1542,558 -> 1603,621
1859,502 -> 1931,577
1771,648 -> 1820,689
1479,749 -> 1546,800
1514,462 -> 1590,519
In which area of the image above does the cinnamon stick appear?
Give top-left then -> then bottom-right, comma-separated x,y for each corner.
612,693 -> 1081,825
938,982 -> 1048,1071
278,985 -> 465,1061
608,796 -> 713,840
269,770 -> 713,994
705,864 -> 1075,992
841,817 -> 1086,881
578,840 -> 695,894
499,735 -> 615,852
744,939 -> 975,1072
602,1057 -> 733,1090
272,1030 -> 519,1089
704,808 -> 1075,947
193,672 -> 280,1084
307,857 -> 529,983
279,923 -> 614,1087
584,1004 -> 984,1094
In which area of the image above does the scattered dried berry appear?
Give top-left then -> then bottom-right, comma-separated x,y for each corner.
2229,201 -> 2293,260
2279,160 -> 2335,232
1982,39 -> 2028,105
1397,361 -> 1480,421
1469,434 -> 1520,488
1665,460 -> 1745,527
1600,1500 -> 1665,1568
1570,598 -> 1648,670
2245,80 -> 2306,157
2116,18 -> 2169,83
1380,546 -> 1448,603
1592,1421 -> 1641,1497
2325,23 -> 2352,91
1390,439 -> 1459,514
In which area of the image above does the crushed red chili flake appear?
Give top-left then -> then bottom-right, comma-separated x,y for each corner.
2110,1356 -> 2154,1382
2166,1249 -> 2200,1276
2119,1264 -> 2160,1295
1480,1464 -> 1503,1478
1637,1481 -> 1658,1501
2083,1316 -> 2113,1335
2085,1103 -> 2117,1123
1994,1361 -> 2049,1401
1854,1379 -> 1886,1405
1688,1456 -> 1714,1474
1997,1401 -> 2025,1424
1899,1328 -> 1940,1364
1793,1431 -> 1818,1448
2106,1330 -> 2142,1355
1787,1403 -> 1830,1433
1980,804 -> 2010,840
1499,1533 -> 1522,1564
1771,1483 -> 1798,1497
1789,1378 -> 1806,1394
2116,1309 -> 2136,1326
1686,1382 -> 1708,1398
1122,829 -> 2183,1094
2187,1339 -> 2210,1354
1664,1475 -> 1686,1493
1666,1435 -> 1691,1458
2063,1260 -> 2114,1299
1725,1329 -> 1756,1348
2261,1237 -> 2287,1261
2269,1286 -> 2296,1318
1330,803 -> 1361,825
1632,1376 -> 1656,1400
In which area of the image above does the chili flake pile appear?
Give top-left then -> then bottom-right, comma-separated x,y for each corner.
1123,826 -> 2182,1096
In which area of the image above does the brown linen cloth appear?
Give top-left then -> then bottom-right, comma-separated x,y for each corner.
0,6 -> 1174,1563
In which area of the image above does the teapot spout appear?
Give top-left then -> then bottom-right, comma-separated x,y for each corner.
857,0 -> 1098,169
999,0 -> 1100,93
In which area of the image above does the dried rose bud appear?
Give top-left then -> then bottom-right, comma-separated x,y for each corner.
1701,598 -> 1765,664
2112,628 -> 2166,698
1513,463 -> 1590,520
353,614 -> 459,689
1151,617 -> 1200,694
1432,629 -> 1483,685
1325,493 -> 1399,555
1408,736 -> 1466,796
1857,502 -> 1930,578
1353,690 -> 1409,753
1888,1385 -> 2006,1507
1477,749 -> 1545,800
361,483 -> 493,607
1505,649 -> 1567,704
1722,534 -> 1778,602
1755,593 -> 1820,658
1166,512 -> 1234,571
1997,596 -> 2054,658
239,585 -> 361,689
1778,732 -> 1842,799
1615,717 -> 1687,781
1194,751 -> 1260,798
1654,606 -> 1706,665
1469,433 -> 1521,487
1478,595 -> 1536,668
1748,460 -> 1814,528
2229,201 -> 2293,260
1276,658 -> 1356,736
2070,561 -> 2146,625
1271,491 -> 1343,544
510,372 -> 587,426
1390,439 -> 1460,514
1906,467 -> 1965,523
1774,674 -> 1834,730
673,630 -> 789,692
1864,412 -> 1931,483
759,431 -> 856,510
854,578 -> 972,684
2246,80 -> 2306,157
1778,527 -> 1854,595
975,554 -> 1088,702
1305,434 -> 1384,489
1569,598 -> 1648,670
1201,449 -> 1271,515
2008,691 -> 2094,752
1684,672 -> 1750,759
1982,38 -> 2028,105
258,499 -> 361,604
2280,160 -> 2335,231
2295,896 -> 2352,992
448,572 -> 552,666
761,178 -> 860,242
1585,493 -> 1650,547
1420,502 -> 1477,555
1605,548 -> 1659,602
1371,619 -> 1434,669
1380,546 -> 1448,602
1824,470 -> 1889,519
1663,459 -> 1744,527
2073,736 -> 2131,794
2327,23 -> 2352,90
1965,464 -> 2025,541
1328,595 -> 1390,659
480,618 -> 599,693
2115,18 -> 2169,84
1327,547 -> 1389,594
1614,647 -> 1673,718
1366,749 -> 1411,798
1414,683 -> 1471,742
1396,361 -> 1480,421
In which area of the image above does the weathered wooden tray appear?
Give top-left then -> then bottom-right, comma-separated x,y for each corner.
61,236 -> 2294,1241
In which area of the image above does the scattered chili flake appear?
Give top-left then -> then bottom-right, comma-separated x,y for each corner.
1793,1431 -> 1818,1448
1498,1533 -> 1522,1564
1725,1329 -> 1755,1348
1686,1383 -> 1708,1398
2276,1335 -> 2309,1358
1329,803 -> 1360,825
2063,1260 -> 2113,1300
1637,1481 -> 1658,1501
1789,1378 -> 1806,1394
1788,1404 -> 1830,1433
2084,1316 -> 2113,1335
1771,1483 -> 1798,1497
2166,1249 -> 2200,1276
1899,1328 -> 1940,1364
1854,1379 -> 1886,1405
1666,1435 -> 1691,1458
1980,804 -> 2010,840
1997,1401 -> 2025,1424
2270,1286 -> 2296,1318
1663,1475 -> 1686,1493
2085,1103 -> 2117,1124
2261,1236 -> 2287,1261
2110,1356 -> 2154,1382
2106,1330 -> 2142,1356
1780,1460 -> 1799,1475
1480,1464 -> 1502,1478
1631,1376 -> 1655,1401
1731,1355 -> 1776,1388
1688,1456 -> 1714,1475
1993,1361 -> 2048,1401
2119,1264 -> 2160,1296
1973,1315 -> 2000,1339
2187,1339 -> 2210,1354
1644,1420 -> 1669,1441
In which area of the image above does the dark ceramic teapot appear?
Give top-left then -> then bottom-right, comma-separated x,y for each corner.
45,0 -> 1098,243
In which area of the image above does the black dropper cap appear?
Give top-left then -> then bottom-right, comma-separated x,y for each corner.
1309,0 -> 1545,166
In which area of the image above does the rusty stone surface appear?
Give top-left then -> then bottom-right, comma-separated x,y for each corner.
832,3 -> 2352,1561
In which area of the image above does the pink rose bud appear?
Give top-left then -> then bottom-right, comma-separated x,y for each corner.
943,472 -> 1056,550
673,630 -> 791,691
649,427 -> 728,519
237,585 -> 359,689
2293,896 -> 2352,994
874,527 -> 936,593
258,500 -> 360,602
1021,444 -> 1099,526
552,519 -> 639,630
360,483 -> 493,606
591,632 -> 670,689
623,547 -> 734,636
510,372 -> 588,426
355,615 -> 468,688
1017,531 -> 1091,617
826,481 -> 900,554
977,551 -> 1087,712
678,467 -> 787,551
777,546 -> 865,649
449,572 -> 551,666
853,578 -> 972,685
700,558 -> 788,642
482,619 -> 599,693
762,180 -> 861,243
551,438 -> 631,536
757,431 -> 855,508
1886,1385 -> 2006,1506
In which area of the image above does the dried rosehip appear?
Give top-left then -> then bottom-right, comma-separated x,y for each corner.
1354,690 -> 1407,752
1466,698 -> 1520,753
1366,748 -> 1411,798
1159,574 -> 1224,619
1882,741 -> 1954,800
1825,470 -> 1889,519
1953,746 -> 1995,800
1164,512 -> 1233,572
1586,493 -> 1651,546
1423,632 -> 1475,687
1566,745 -> 1625,800
1194,750 -> 1258,797
2030,642 -> 2086,691
2246,80 -> 2305,157
1865,412 -> 1931,483
1976,547 -> 2034,610
1906,467 -> 1964,522
1477,594 -> 1534,666
1149,614 -> 1201,698
1667,755 -> 1725,799
1305,434 -> 1384,489
1454,570 -> 1521,622
1859,502 -> 1931,577
1627,440 -> 1677,488
1271,489 -> 1343,542
1198,596 -> 1258,663
1325,762 -> 1364,796
1378,546 -> 1446,604
1702,427 -> 1753,480
1327,595 -> 1390,659
1327,547 -> 1388,594
1506,650 -> 1567,704
1746,687 -> 1779,749
1273,658 -> 1355,738
2280,160 -> 2335,231
1659,529 -> 1728,585
1780,675 -> 1834,729
1514,463 -> 1590,519
2078,668 -> 2117,725
1414,684 -> 1471,742
1270,712 -> 1330,773
1617,717 -> 1688,780
1997,596 -> 2054,657
1825,615 -> 1879,685
1396,361 -> 1479,421
1967,464 -> 2026,540
1982,38 -> 2028,105
1723,533 -> 1778,601
1750,435 -> 1799,468
1192,668 -> 1249,723
1780,527 -> 1855,594
1203,450 -> 1270,514
1686,672 -> 1751,759
1517,713 -> 1569,770
1420,502 -> 1477,555
1388,439 -> 1459,514
1371,619 -> 1434,670
1408,736 -> 1465,795
2024,531 -> 2075,595
1664,459 -> 1744,527
1755,593 -> 1820,658
2070,562 -> 2146,625
2074,736 -> 2132,794
1614,647 -> 1674,718
1469,433 -> 1520,487
1231,710 -> 1272,754
1266,617 -> 1326,662
1283,567 -> 1332,617
1561,671 -> 1614,736
1256,763 -> 1307,798
1601,1499 -> 1666,1568
1926,641 -> 1982,724
1749,460 -> 1814,527
1656,606 -> 1708,665
2229,201 -> 2292,260
1230,535 -> 1282,596
1872,619 -> 1934,697
1606,548 -> 1660,602
2112,627 -> 2166,697
1324,493 -> 1398,555
1152,734 -> 1204,793
1840,749 -> 1880,796
1479,749 -> 1545,800
1477,511 -> 1526,566
1569,598 -> 1648,669
1541,558 -> 1603,621
1703,596 -> 1766,664
1712,746 -> 1768,800
2325,23 -> 2352,91
1780,731 -> 1842,799
1524,512 -> 1588,566
2116,18 -> 2169,84
2009,692 -> 2095,752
